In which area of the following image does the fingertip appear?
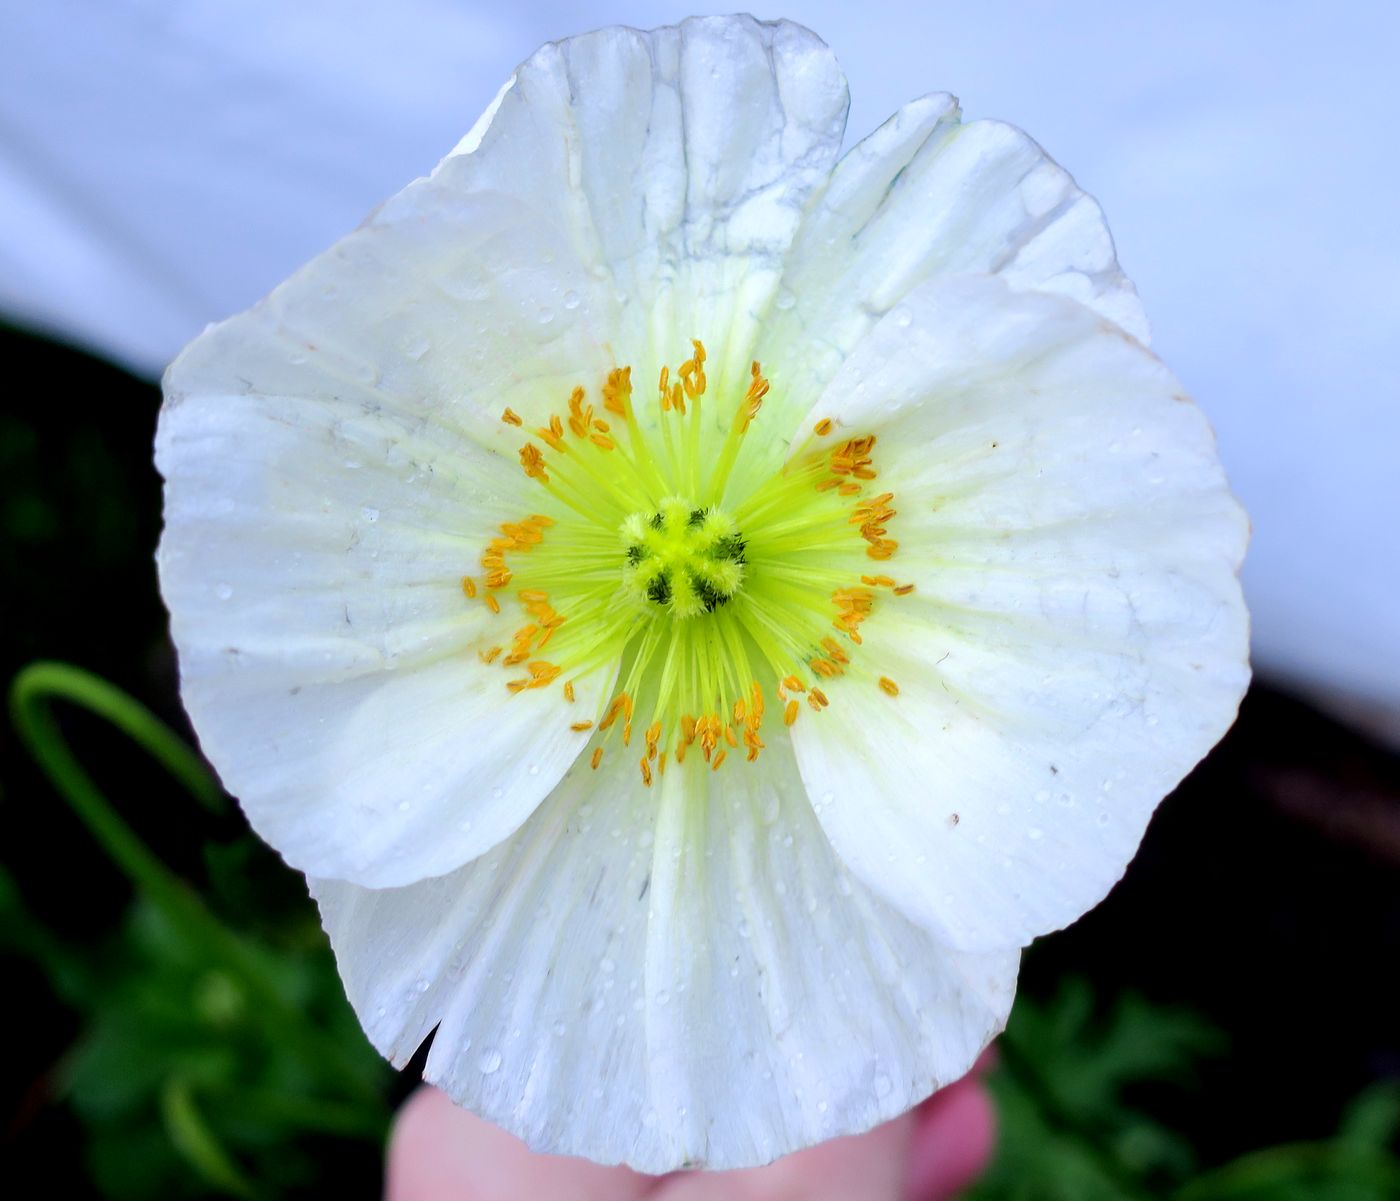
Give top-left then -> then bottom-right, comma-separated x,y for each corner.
904,1078 -> 997,1201
386,1086 -> 654,1201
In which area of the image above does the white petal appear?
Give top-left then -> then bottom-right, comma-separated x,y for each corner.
158,187 -> 618,886
436,15 -> 849,394
791,274 -> 1248,952
312,735 -> 1016,1172
756,95 -> 1147,444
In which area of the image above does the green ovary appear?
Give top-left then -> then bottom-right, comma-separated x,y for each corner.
621,498 -> 747,618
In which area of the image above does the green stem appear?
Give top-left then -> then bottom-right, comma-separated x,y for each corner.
8,661 -> 383,1105
9,661 -> 224,923
161,1076 -> 259,1199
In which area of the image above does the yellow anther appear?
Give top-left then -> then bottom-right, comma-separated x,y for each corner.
461,576 -> 477,599
598,695 -> 627,731
814,417 -> 833,436
518,443 -> 549,482
603,366 -> 632,418
589,433 -> 616,451
723,724 -> 738,748
711,749 -> 727,772
782,675 -> 807,693
571,720 -> 595,732
784,699 -> 799,726
640,757 -> 653,787
893,583 -> 915,596
591,746 -> 604,770
878,676 -> 900,697
861,575 -> 895,587
563,680 -> 575,703
479,645 -> 502,664
485,594 -> 500,614
501,407 -> 523,426
821,637 -> 850,665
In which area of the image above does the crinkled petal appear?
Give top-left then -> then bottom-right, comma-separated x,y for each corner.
752,95 -> 1147,453
311,734 -> 1016,1172
790,274 -> 1248,952
438,15 -> 849,396
158,188 -> 617,886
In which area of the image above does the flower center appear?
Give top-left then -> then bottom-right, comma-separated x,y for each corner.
458,339 -> 913,786
621,499 -> 746,617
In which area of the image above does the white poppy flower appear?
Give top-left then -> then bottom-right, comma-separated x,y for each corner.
155,14 -> 1249,1172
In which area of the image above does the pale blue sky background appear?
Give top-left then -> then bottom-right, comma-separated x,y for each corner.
2,1 -> 1396,718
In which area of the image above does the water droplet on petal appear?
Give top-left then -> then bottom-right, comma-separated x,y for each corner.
562,289 -> 581,310
215,582 -> 233,600
478,1048 -> 502,1074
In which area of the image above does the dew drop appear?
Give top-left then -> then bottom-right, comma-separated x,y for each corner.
215,582 -> 234,600
1027,826 -> 1044,841
396,800 -> 411,813
537,307 -> 555,325
874,1073 -> 894,1099
562,289 -> 581,310
477,1048 -> 503,1074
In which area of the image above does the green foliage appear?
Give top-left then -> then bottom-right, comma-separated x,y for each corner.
970,980 -> 1400,1201
6,664 -> 392,1198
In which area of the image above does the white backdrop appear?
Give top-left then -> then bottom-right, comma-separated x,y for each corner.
3,1 -> 1396,717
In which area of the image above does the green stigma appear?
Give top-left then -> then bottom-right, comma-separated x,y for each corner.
621,497 -> 746,618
